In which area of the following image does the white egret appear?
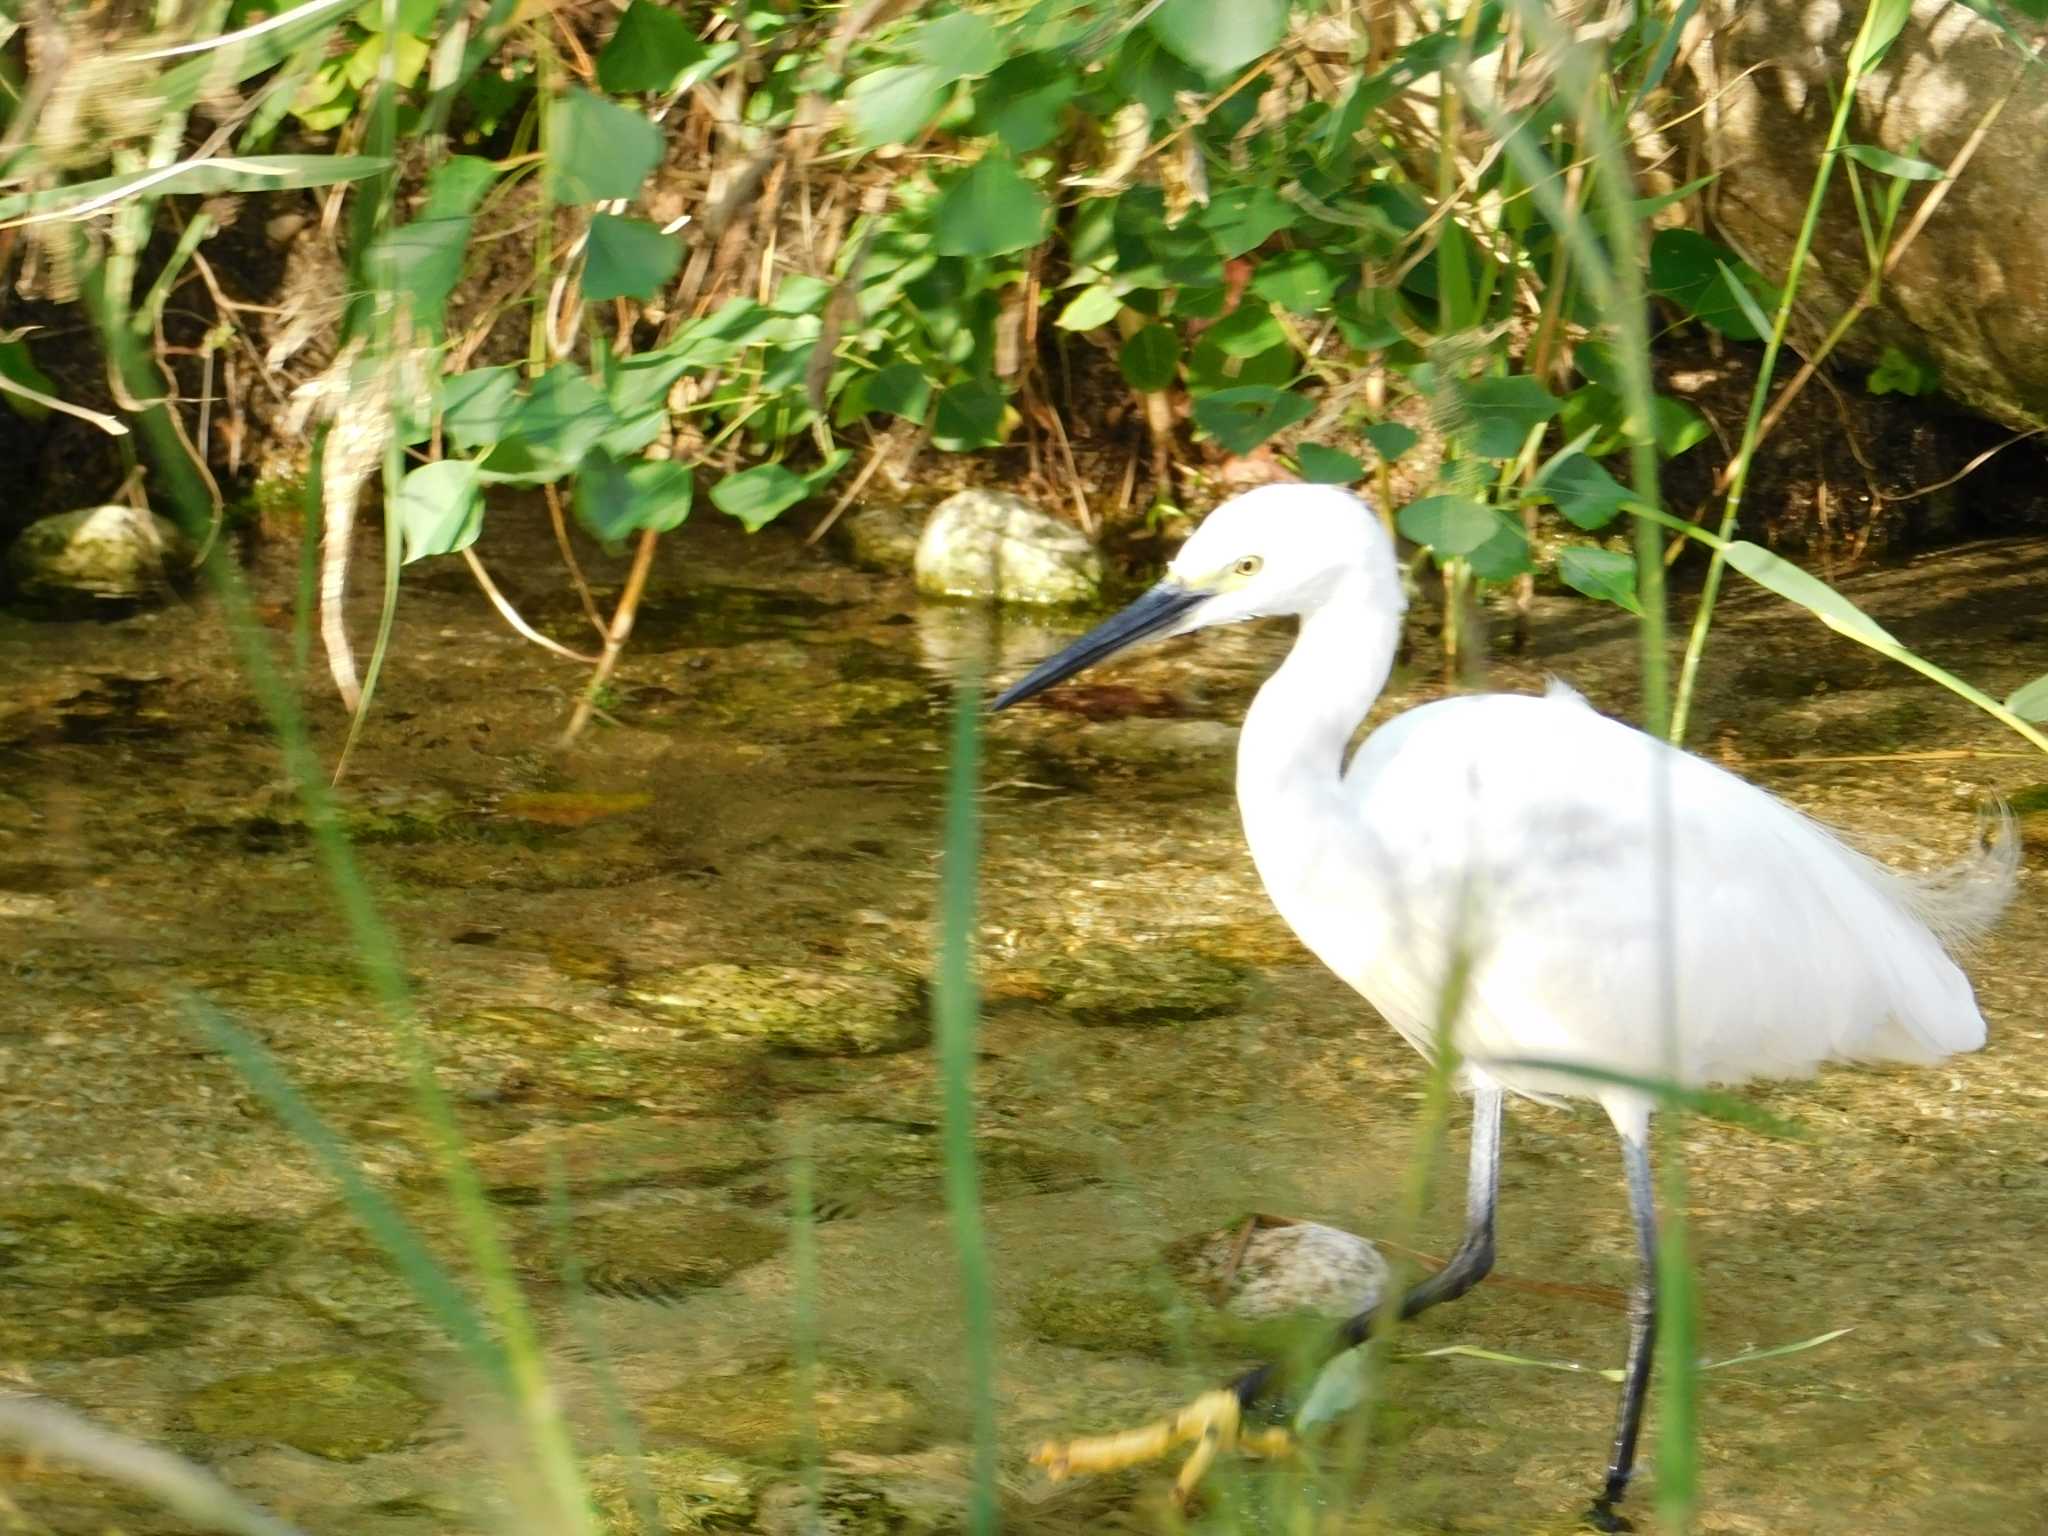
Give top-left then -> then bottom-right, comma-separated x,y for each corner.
991,484 -> 2016,1529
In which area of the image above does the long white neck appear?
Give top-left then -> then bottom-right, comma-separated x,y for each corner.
1235,563 -> 1404,892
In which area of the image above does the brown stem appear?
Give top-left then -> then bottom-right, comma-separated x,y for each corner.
545,481 -> 608,636
561,527 -> 660,744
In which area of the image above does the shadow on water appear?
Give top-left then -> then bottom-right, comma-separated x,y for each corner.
0,517 -> 2044,1533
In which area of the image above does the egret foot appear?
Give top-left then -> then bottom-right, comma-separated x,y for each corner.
1031,1387 -> 1297,1508
1584,1496 -> 1634,1533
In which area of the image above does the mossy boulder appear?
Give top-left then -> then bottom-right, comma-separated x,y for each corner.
623,964 -> 926,1056
184,1357 -> 430,1460
642,1357 -> 928,1463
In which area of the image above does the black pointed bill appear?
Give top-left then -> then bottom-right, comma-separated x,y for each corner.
990,579 -> 1208,711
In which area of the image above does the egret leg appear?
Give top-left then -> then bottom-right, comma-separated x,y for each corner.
1231,1081 -> 1504,1411
1587,1129 -> 1659,1534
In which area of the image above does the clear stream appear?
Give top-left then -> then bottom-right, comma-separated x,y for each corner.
2,514 -> 2044,1535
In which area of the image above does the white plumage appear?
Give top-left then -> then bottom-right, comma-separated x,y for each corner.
994,482 -> 2016,1522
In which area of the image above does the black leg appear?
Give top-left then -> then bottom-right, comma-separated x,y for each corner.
1586,1128 -> 1659,1533
1234,1084 -> 1504,1411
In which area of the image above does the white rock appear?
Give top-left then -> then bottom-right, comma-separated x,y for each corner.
913,489 -> 1103,606
1176,1216 -> 1391,1322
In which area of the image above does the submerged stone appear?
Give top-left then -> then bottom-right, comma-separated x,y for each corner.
470,1115 -> 774,1203
531,1195 -> 784,1301
622,963 -> 926,1056
0,1183 -> 288,1297
1166,1215 -> 1390,1322
642,1357 -> 928,1463
5,505 -> 195,606
585,1448 -> 759,1534
1036,945 -> 1255,1025
913,490 -> 1103,606
183,1356 -> 430,1460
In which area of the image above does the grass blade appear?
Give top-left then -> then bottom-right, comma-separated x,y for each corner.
942,674 -> 998,1534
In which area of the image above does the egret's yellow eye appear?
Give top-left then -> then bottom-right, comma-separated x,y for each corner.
1233,556 -> 1263,577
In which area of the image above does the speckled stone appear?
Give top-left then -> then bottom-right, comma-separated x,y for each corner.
913,490 -> 1103,605
1170,1216 -> 1390,1321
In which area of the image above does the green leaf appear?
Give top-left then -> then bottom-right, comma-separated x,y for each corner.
932,378 -> 1007,450
0,154 -> 389,220
1056,284 -> 1123,331
440,366 -> 521,452
913,9 -> 1006,78
1865,344 -> 1939,397
546,88 -> 662,204
0,336 -> 56,419
367,218 -> 471,327
854,361 -> 932,422
598,0 -> 708,94
1722,541 -> 1900,648
932,154 -> 1048,257
423,155 -> 499,220
710,463 -> 808,530
1650,229 -> 1777,341
394,459 -> 483,562
1840,143 -> 1945,181
1191,386 -> 1313,454
1296,443 -> 1364,484
583,213 -> 681,301
353,0 -> 437,34
2006,672 -> 2048,722
344,30 -> 429,90
1397,494 -> 1499,557
1712,258 -> 1776,343
576,450 -> 692,540
1466,517 -> 1533,581
1252,251 -> 1344,313
1539,452 -> 1634,530
973,53 -> 1078,153
1364,421 -> 1418,461
1203,303 -> 1286,359
1459,374 -> 1559,458
1848,0 -> 1914,73
1119,325 -> 1181,391
1652,396 -> 1711,457
1557,546 -> 1642,612
478,365 -> 614,481
848,64 -> 948,149
1148,0 -> 1288,76
1203,186 -> 1295,259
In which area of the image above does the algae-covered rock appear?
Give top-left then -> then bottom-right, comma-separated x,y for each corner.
531,1194 -> 784,1300
1036,946 -> 1255,1025
0,1290 -> 198,1360
1020,1259 -> 1184,1357
5,505 -> 195,606
740,1121 -> 1096,1219
914,490 -> 1103,606
642,1357 -> 929,1462
184,1357 -> 430,1460
0,1183 -> 289,1297
623,964 -> 926,1056
586,1448 -> 759,1534
757,1475 -> 958,1535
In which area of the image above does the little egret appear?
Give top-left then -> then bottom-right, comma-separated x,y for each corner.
991,484 -> 2015,1528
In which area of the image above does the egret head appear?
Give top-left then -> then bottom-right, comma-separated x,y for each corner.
991,483 -> 1395,711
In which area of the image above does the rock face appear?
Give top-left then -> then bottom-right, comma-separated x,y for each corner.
913,489 -> 1103,605
5,505 -> 196,605
1669,1 -> 2048,429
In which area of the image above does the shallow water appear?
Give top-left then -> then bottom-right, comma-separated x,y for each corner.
1,514 -> 2044,1535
